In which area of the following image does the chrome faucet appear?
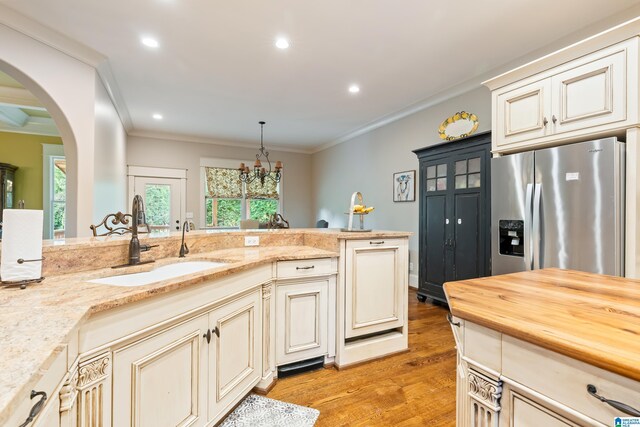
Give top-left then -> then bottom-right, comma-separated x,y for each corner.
128,195 -> 156,265
179,221 -> 190,257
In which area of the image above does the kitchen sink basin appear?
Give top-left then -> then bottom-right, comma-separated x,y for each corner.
88,261 -> 228,287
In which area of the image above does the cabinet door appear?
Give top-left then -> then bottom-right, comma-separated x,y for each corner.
276,279 -> 328,365
552,48 -> 626,135
112,315 -> 208,427
501,387 -> 581,427
344,238 -> 406,339
495,79 -> 552,147
208,291 -> 261,424
421,160 -> 450,299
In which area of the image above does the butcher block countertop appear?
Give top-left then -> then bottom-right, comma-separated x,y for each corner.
444,268 -> 640,382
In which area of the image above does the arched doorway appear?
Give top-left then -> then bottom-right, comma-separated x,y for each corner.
0,60 -> 80,238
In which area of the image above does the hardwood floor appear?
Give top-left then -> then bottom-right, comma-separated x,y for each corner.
266,289 -> 457,426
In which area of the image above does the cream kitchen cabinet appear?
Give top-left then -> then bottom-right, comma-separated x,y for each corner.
112,315 -> 209,427
111,290 -> 262,427
455,320 -> 640,427
275,279 -> 329,365
336,237 -> 409,368
207,290 -> 262,424
274,258 -> 337,367
344,238 -> 406,339
488,37 -> 638,154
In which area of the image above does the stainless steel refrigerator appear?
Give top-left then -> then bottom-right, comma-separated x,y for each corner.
491,137 -> 625,276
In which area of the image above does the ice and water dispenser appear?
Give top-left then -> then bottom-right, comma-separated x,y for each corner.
498,220 -> 524,257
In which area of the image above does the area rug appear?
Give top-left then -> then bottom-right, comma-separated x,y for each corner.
220,394 -> 320,427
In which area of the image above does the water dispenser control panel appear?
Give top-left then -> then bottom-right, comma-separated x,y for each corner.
498,220 -> 524,257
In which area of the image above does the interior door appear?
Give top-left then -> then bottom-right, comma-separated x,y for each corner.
133,176 -> 183,233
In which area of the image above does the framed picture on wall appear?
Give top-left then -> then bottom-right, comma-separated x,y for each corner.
393,170 -> 415,202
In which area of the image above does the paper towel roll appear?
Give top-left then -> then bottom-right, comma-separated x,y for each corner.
1,209 -> 44,282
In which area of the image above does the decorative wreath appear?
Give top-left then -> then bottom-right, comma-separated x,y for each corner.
438,111 -> 479,141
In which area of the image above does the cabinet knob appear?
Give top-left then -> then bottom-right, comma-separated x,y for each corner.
203,329 -> 211,344
369,241 -> 385,245
551,115 -> 557,124
543,117 -> 549,126
212,326 -> 220,338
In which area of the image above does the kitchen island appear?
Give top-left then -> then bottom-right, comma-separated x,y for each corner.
0,228 -> 410,426
444,268 -> 640,427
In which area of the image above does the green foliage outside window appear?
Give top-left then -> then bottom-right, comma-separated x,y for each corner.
53,161 -> 66,231
145,185 -> 170,226
248,199 -> 278,223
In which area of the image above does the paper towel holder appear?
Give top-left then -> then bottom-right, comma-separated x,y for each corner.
1,257 -> 46,289
1,277 -> 45,290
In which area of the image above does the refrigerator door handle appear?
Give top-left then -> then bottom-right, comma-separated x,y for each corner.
532,183 -> 542,270
524,183 -> 534,271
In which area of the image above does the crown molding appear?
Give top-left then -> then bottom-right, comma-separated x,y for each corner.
310,77 -> 485,154
0,4 -> 105,67
127,129 -> 314,155
96,63 -> 133,131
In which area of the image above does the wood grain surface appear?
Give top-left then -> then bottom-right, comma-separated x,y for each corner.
267,289 -> 457,426
444,268 -> 640,381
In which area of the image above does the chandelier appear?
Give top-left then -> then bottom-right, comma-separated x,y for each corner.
239,121 -> 282,185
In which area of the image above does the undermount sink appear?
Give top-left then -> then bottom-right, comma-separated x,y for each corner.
88,261 -> 228,287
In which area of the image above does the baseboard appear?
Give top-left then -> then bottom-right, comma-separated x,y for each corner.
409,273 -> 418,288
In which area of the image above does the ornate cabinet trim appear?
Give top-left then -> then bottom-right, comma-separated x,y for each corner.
76,353 -> 112,427
468,368 -> 502,427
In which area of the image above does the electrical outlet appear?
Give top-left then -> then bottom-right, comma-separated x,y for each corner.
245,236 -> 259,247
409,262 -> 414,271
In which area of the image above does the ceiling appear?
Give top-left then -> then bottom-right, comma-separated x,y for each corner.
0,70 -> 58,136
0,0 -> 639,150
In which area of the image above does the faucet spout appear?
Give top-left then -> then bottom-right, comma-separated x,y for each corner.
179,221 -> 190,258
128,195 -> 152,265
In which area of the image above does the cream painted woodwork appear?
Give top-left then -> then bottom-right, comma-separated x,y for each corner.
207,290 -> 262,425
455,320 -> 640,427
6,344 -> 69,427
112,316 -> 208,427
275,258 -> 334,279
344,238 -> 406,339
275,279 -> 329,365
488,37 -> 639,154
496,79 -> 552,145
336,237 -> 409,368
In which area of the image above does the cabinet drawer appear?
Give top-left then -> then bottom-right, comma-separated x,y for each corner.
502,335 -> 640,424
463,321 -> 501,373
7,346 -> 68,427
276,258 -> 334,279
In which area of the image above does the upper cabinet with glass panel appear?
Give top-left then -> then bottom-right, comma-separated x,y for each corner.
455,157 -> 481,189
426,163 -> 447,192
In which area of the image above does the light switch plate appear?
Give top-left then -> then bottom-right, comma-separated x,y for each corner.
245,236 -> 259,246
186,212 -> 194,219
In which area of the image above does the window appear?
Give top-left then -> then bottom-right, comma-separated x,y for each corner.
51,157 -> 66,238
203,166 -> 280,228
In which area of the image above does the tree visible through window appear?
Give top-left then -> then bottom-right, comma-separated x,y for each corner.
52,158 -> 66,234
204,166 -> 280,227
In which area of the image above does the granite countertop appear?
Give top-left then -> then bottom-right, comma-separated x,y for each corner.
444,268 -> 640,382
0,244 -> 339,425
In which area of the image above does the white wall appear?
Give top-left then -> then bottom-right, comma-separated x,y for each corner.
127,135 -> 313,228
311,86 -> 491,284
93,75 -> 127,222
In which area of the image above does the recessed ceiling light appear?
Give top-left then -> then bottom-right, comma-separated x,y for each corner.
348,84 -> 360,94
275,37 -> 290,50
152,113 -> 163,120
141,37 -> 160,48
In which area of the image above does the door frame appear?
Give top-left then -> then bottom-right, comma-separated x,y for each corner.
127,165 -> 187,230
